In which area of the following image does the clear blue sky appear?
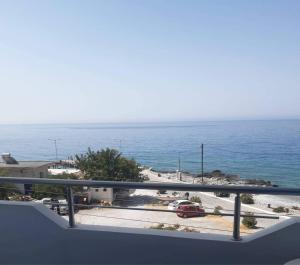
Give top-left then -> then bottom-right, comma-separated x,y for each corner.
0,0 -> 299,123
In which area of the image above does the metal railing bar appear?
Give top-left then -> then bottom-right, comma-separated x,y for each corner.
66,186 -> 75,228
40,202 -> 279,219
0,186 -> 67,196
75,212 -> 252,234
1,177 -> 300,195
233,193 -> 241,241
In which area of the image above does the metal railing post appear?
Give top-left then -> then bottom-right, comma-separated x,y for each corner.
233,193 -> 241,241
66,186 -> 75,228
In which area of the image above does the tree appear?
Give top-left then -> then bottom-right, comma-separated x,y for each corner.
31,173 -> 81,200
0,169 -> 20,200
0,169 -> 9,200
75,148 -> 142,182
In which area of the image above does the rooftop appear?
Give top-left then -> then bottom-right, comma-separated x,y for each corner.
0,161 -> 53,168
0,153 -> 53,169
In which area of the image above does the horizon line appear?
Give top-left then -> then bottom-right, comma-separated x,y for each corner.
0,117 -> 300,126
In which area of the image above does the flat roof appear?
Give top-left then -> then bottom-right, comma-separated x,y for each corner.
0,161 -> 54,168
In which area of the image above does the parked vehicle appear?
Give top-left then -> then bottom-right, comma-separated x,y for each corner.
168,200 -> 199,211
37,198 -> 52,209
57,199 -> 68,215
37,198 -> 68,215
176,205 -> 205,218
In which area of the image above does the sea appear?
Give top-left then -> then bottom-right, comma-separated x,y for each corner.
0,120 -> 299,188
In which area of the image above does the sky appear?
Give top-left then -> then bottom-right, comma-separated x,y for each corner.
0,0 -> 299,124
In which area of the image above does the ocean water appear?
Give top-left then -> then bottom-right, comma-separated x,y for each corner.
0,120 -> 299,187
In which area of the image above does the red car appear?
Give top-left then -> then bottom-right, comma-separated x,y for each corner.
176,205 -> 205,218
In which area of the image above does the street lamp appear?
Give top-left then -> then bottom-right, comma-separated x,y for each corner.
48,139 -> 59,161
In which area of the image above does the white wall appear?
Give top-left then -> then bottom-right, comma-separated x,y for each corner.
89,187 -> 114,202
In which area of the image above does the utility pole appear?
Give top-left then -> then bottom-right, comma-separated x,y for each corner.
48,139 -> 58,161
178,153 -> 182,181
201,143 -> 204,183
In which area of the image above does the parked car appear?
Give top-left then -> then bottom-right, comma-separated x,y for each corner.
37,198 -> 68,215
37,198 -> 52,209
168,200 -> 199,211
176,205 -> 205,218
57,199 -> 68,215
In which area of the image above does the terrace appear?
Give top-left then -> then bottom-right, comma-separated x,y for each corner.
0,176 -> 300,264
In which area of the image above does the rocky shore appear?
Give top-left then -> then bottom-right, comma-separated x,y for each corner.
141,168 -> 300,215
148,168 -> 273,187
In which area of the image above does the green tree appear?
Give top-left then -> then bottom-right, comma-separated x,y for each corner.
0,169 -> 9,200
75,148 -> 142,182
31,173 -> 80,200
0,169 -> 20,200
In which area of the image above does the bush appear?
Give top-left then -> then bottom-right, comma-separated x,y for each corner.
273,206 -> 286,213
157,190 -> 167,195
162,225 -> 177,231
214,206 -> 223,215
142,175 -> 150,181
214,192 -> 230,197
292,206 -> 300,211
172,191 -> 178,196
242,213 -> 257,229
173,224 -> 180,229
150,223 -> 164,230
190,196 -> 202,203
150,223 -> 180,231
31,173 -> 81,200
241,194 -> 254,204
182,227 -> 197,232
0,183 -> 20,200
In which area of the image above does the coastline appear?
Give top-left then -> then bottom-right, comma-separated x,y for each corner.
141,168 -> 300,214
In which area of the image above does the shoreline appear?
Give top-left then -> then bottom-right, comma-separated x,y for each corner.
145,167 -> 274,187
141,168 -> 300,214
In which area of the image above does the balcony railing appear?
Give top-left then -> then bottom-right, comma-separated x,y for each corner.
1,176 -> 300,241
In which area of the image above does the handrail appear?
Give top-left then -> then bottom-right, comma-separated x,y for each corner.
1,177 -> 300,195
1,176 -> 299,241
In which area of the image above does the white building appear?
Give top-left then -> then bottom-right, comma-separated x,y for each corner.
85,187 -> 135,203
88,187 -> 115,203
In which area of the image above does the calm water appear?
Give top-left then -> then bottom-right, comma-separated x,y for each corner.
0,120 -> 299,187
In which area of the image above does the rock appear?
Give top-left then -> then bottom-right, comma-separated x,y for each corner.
245,179 -> 272,186
211,170 -> 224,178
225,174 -> 240,182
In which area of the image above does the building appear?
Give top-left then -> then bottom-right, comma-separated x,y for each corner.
0,153 -> 53,194
88,187 -> 115,203
84,187 -> 134,203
